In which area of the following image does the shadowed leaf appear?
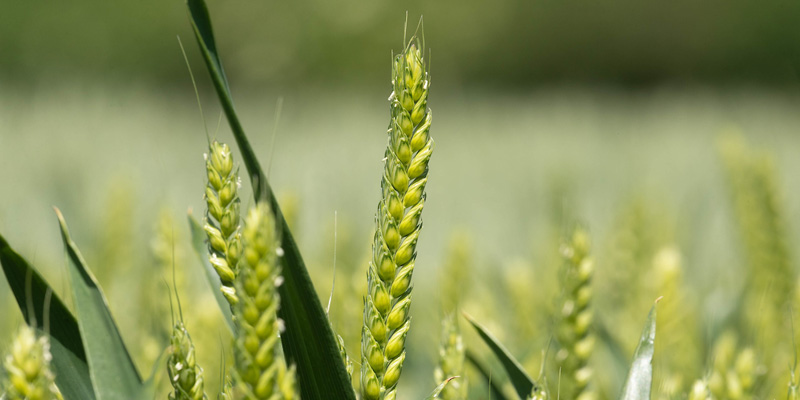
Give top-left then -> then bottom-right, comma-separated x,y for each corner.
464,312 -> 536,399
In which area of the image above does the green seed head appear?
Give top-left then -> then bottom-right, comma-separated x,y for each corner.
232,202 -> 298,399
362,32 -> 432,400
204,140 -> 242,308
167,322 -> 207,400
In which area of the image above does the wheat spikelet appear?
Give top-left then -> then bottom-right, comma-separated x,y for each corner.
434,314 -> 467,400
204,140 -> 243,307
556,227 -> 596,400
652,246 -> 700,398
233,202 -> 297,399
360,33 -> 433,400
707,332 -> 760,400
2,326 -> 62,400
688,380 -> 711,400
168,321 -> 207,400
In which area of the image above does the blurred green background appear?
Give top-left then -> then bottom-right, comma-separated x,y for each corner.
3,0 -> 800,399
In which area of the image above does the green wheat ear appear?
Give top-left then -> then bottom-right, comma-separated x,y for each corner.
556,226 -> 596,400
167,321 -> 207,400
3,326 -> 62,400
360,32 -> 433,400
204,140 -> 243,307
434,314 -> 467,400
233,202 -> 298,399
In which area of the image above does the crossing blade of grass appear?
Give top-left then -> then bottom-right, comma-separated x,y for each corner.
618,303 -> 658,400
0,233 -> 96,400
425,377 -> 458,399
186,1 -> 356,398
55,208 -> 145,400
466,350 -> 514,400
464,313 -> 536,399
187,212 -> 234,333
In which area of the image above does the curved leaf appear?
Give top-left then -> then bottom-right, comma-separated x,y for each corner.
618,303 -> 658,400
0,233 -> 96,400
187,212 -> 234,332
464,313 -> 536,399
185,1 -> 356,398
425,377 -> 458,399
55,208 -> 144,400
466,350 -> 514,400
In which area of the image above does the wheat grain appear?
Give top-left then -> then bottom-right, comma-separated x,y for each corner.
556,226 -> 596,400
204,140 -> 243,307
2,326 -> 62,400
233,202 -> 297,399
167,321 -> 207,400
360,34 -> 433,400
433,314 -> 467,400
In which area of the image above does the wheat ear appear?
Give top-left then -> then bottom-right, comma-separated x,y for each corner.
233,202 -> 297,399
434,314 -> 467,400
168,321 -> 207,400
688,380 -> 711,400
3,326 -> 62,400
204,140 -> 243,307
360,35 -> 433,400
556,227 -> 596,400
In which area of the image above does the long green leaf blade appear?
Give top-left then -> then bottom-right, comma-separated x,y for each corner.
0,233 -> 96,400
465,350 -> 514,400
618,303 -> 658,400
187,212 -> 234,332
464,313 -> 536,399
185,1 -> 356,398
55,208 -> 144,400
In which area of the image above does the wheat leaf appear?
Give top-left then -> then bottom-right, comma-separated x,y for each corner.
618,303 -> 658,400
464,312 -> 536,399
55,208 -> 144,400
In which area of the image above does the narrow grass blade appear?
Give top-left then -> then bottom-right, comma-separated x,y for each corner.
0,233 -> 96,400
187,212 -> 234,332
186,1 -> 356,398
466,350 -> 514,400
464,313 -> 536,399
618,303 -> 658,400
55,208 -> 144,400
425,377 -> 458,399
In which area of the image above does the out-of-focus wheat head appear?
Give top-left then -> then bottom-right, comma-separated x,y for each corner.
707,332 -> 760,400
204,140 -> 243,308
556,226 -> 596,400
2,326 -> 62,400
434,314 -> 467,400
719,135 -> 793,357
360,34 -> 432,400
652,246 -> 700,399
